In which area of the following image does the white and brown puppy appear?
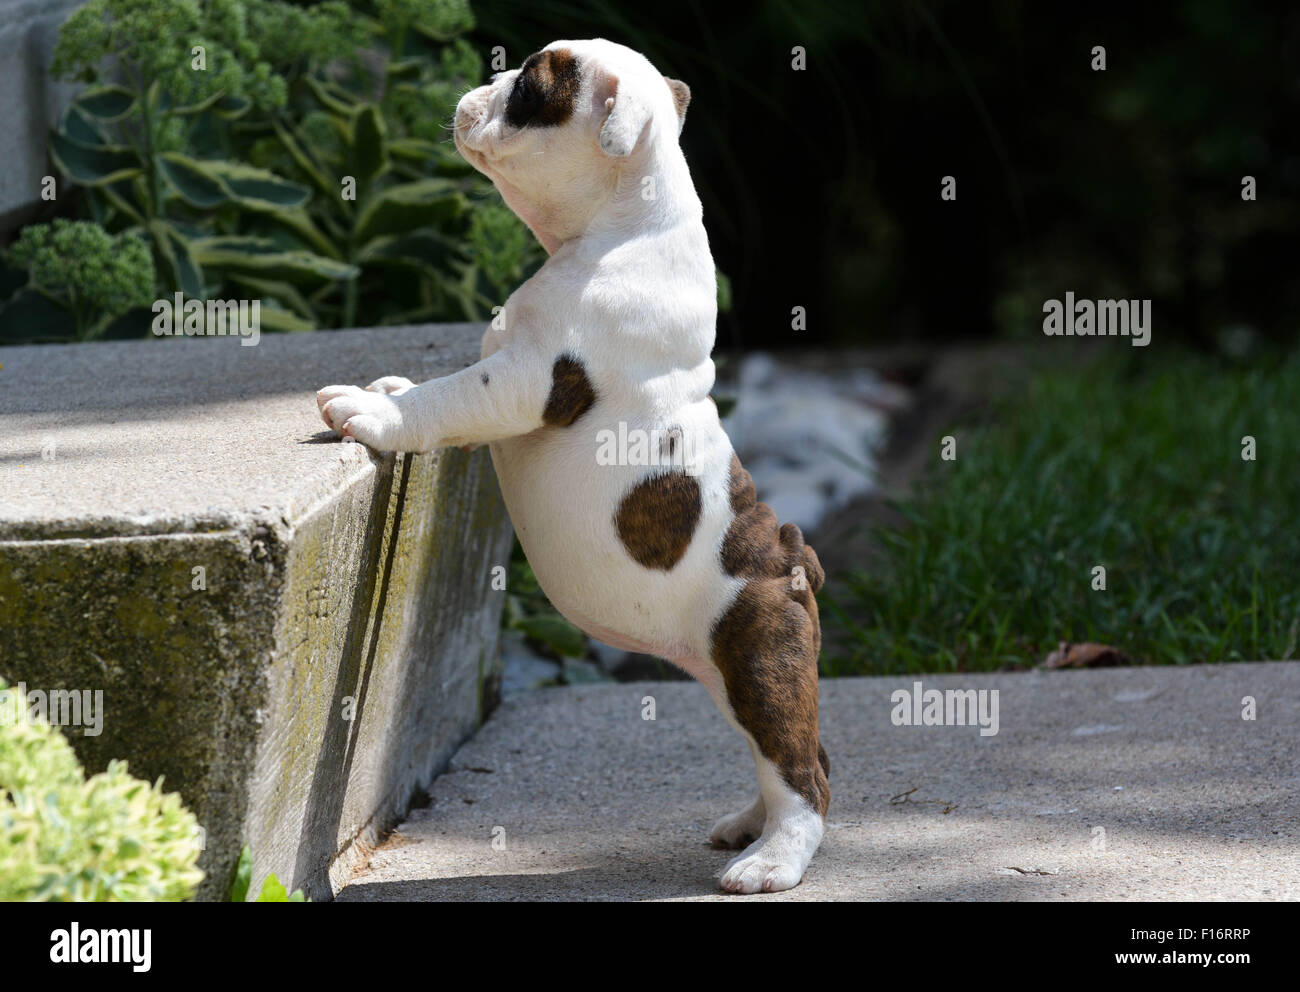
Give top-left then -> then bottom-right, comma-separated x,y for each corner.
316,38 -> 829,894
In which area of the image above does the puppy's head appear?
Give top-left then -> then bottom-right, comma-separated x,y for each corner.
454,39 -> 691,252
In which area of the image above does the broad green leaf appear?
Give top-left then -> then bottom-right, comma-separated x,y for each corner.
229,844 -> 252,903
157,154 -> 229,208
98,178 -> 146,225
256,873 -> 289,902
255,305 -> 316,332
389,138 -> 476,177
228,273 -> 316,320
75,85 -> 136,121
387,139 -> 441,161
150,221 -> 204,299
158,154 -> 310,211
305,76 -> 358,117
192,237 -> 358,284
349,103 -> 387,185
271,120 -> 336,199
354,179 -> 464,245
206,161 -> 311,210
512,614 -> 587,659
261,208 -> 341,260
358,231 -> 457,268
50,131 -> 141,186
61,105 -> 107,145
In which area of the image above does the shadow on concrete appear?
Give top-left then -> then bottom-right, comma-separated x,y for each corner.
338,865 -> 723,902
290,451 -> 414,897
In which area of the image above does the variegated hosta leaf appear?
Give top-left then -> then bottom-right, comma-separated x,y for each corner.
50,131 -> 141,186
354,179 -> 465,246
158,154 -> 310,211
149,220 -> 204,300
191,236 -> 359,285
349,103 -> 388,186
74,85 -> 136,122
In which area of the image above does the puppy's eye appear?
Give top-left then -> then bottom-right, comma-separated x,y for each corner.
506,76 -> 541,128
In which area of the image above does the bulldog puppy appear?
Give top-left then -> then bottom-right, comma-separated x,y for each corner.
316,39 -> 829,894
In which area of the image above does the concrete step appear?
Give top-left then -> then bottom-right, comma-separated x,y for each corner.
0,323 -> 513,900
338,663 -> 1300,901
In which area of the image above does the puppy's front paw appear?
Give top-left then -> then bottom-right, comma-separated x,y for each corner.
364,375 -> 415,396
709,798 -> 765,850
316,384 -> 406,451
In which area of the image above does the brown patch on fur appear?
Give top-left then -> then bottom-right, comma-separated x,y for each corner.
615,471 -> 701,570
664,77 -> 690,127
508,49 -> 581,128
711,453 -> 829,816
542,354 -> 595,427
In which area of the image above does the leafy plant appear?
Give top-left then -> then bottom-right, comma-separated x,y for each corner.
228,843 -> 307,902
2,220 -> 156,341
0,678 -> 203,901
1,0 -> 538,343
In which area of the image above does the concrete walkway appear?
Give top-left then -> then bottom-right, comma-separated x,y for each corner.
338,663 -> 1300,901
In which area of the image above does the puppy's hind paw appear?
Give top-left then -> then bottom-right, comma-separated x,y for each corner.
717,807 -> 822,894
719,849 -> 804,894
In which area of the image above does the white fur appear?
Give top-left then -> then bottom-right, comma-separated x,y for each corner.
317,39 -> 823,893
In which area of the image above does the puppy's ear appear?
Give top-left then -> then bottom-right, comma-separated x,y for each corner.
664,77 -> 690,135
597,73 -> 652,157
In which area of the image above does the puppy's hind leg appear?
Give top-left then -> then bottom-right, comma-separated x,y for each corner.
710,583 -> 829,894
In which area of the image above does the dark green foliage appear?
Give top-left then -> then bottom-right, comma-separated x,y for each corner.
1,0 -> 540,343
2,220 -> 155,341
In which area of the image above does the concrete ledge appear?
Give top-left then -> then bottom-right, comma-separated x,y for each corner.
0,324 -> 513,900
339,663 -> 1300,901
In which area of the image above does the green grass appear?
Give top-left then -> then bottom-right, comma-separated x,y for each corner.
822,349 -> 1300,675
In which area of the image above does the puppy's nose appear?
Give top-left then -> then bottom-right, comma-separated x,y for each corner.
453,102 -> 477,139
